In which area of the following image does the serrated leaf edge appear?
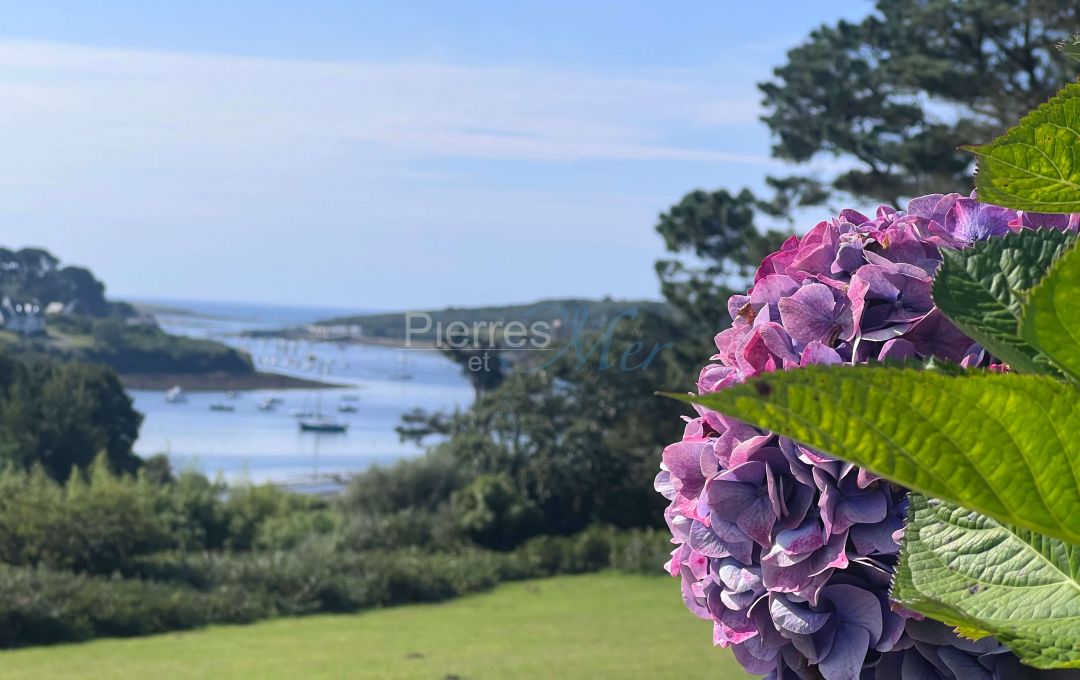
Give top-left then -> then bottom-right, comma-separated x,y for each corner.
1019,238 -> 1080,382
965,82 -> 1080,213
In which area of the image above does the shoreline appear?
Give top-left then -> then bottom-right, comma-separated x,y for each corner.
241,330 -> 435,349
120,371 -> 346,392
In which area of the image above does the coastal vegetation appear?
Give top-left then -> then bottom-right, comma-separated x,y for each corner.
0,248 -> 124,319
0,247 -> 324,389
0,304 -> 689,648
51,316 -> 253,375
0,457 -> 671,648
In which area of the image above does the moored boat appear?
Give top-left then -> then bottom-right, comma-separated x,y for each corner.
299,416 -> 348,433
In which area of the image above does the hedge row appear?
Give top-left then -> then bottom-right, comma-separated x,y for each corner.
0,526 -> 672,648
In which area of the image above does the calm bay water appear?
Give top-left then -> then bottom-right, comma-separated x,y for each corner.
129,299 -> 474,485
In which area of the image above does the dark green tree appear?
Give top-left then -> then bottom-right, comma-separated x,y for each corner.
0,247 -> 114,316
365,308 -> 697,549
0,354 -> 143,480
450,473 -> 543,550
655,188 -> 790,328
422,309 -> 696,545
760,0 -> 1080,206
52,266 -> 108,316
442,345 -> 505,399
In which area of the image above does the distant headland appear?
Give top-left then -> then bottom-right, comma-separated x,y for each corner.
244,297 -> 671,347
0,246 -> 339,391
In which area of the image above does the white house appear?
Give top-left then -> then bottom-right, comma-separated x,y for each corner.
1,297 -> 45,335
44,301 -> 66,316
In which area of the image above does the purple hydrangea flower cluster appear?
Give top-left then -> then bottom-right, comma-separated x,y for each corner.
657,194 -> 1080,679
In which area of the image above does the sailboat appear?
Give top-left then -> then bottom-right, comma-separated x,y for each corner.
392,355 -> 414,381
299,416 -> 348,433
299,368 -> 348,433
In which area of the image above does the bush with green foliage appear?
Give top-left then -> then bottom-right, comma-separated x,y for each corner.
0,460 -> 333,573
451,473 -> 544,550
0,525 -> 671,648
0,451 -> 671,648
351,308 -> 689,552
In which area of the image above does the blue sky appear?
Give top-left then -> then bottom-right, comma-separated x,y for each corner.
0,1 -> 871,310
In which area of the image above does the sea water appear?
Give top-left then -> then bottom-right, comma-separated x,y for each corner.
128,299 -> 474,486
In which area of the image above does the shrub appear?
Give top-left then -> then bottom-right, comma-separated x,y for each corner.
343,448 -> 466,515
334,507 -> 458,552
0,564 -> 256,647
0,526 -> 667,648
0,461 -> 173,574
450,473 -> 544,550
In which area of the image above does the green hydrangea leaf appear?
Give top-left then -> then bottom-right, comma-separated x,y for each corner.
965,83 -> 1080,213
895,494 -> 1080,669
667,366 -> 1080,544
933,229 -> 1076,375
1022,240 -> 1080,381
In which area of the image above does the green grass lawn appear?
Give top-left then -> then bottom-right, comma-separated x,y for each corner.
0,572 -> 752,679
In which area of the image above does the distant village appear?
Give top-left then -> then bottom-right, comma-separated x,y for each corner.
0,247 -> 155,338
0,296 -> 158,337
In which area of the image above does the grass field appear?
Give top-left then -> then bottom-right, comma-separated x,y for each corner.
0,572 -> 751,679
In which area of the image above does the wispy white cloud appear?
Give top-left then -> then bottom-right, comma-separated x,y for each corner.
0,39 -> 770,175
